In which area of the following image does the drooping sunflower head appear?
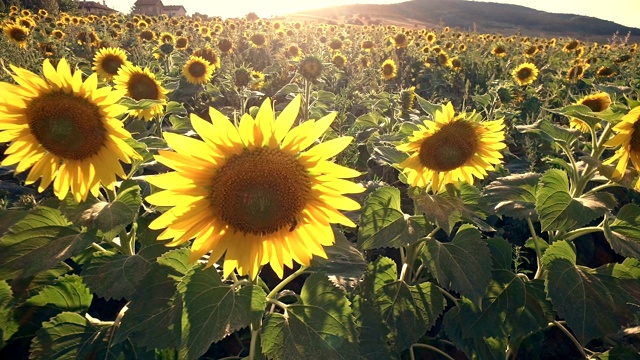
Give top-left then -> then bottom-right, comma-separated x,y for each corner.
0,58 -> 139,202
391,32 -> 410,48
299,56 -> 324,82
183,56 -> 215,85
563,39 -> 580,52
524,45 -> 538,57
3,23 -> 30,48
92,47 -> 130,81
578,92 -> 611,113
249,32 -> 267,48
512,62 -> 539,86
397,102 -> 506,190
596,66 -> 617,78
361,39 -> 375,51
192,47 -> 221,68
114,64 -> 168,121
567,63 -> 588,82
603,106 -> 640,188
145,95 -> 364,279
400,86 -> 416,111
381,59 -> 397,80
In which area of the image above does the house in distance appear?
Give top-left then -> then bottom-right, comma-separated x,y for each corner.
134,0 -> 187,17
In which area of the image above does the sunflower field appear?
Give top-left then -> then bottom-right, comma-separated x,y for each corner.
1,4 -> 640,359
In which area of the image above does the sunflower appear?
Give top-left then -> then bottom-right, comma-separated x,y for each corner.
361,40 -> 375,52
299,56 -> 323,82
249,33 -> 267,48
0,58 -> 139,202
138,29 -> 156,42
425,32 -> 437,43
328,38 -> 343,52
567,63 -> 588,82
381,59 -> 397,80
391,32 -> 410,48
524,45 -> 538,57
192,47 -> 221,68
450,57 -> 462,71
114,64 -> 168,121
286,44 -> 302,60
596,66 -> 617,78
397,102 -> 506,190
492,45 -> 507,57
332,53 -> 347,69
437,52 -> 451,67
175,36 -> 189,50
512,62 -> 539,86
604,106 -> 640,188
563,39 -> 580,52
250,70 -> 265,90
145,96 -> 363,279
183,56 -> 215,85
569,92 -> 611,132
218,38 -> 233,53
93,47 -> 130,81
158,32 -> 175,44
3,23 -> 30,48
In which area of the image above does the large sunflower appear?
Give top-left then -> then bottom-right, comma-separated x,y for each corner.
93,47 -> 130,81
145,96 -> 363,279
569,92 -> 611,132
3,23 -> 30,48
182,56 -> 215,85
512,62 -> 539,86
604,106 -> 640,189
397,102 -> 506,190
0,58 -> 139,202
114,64 -> 168,121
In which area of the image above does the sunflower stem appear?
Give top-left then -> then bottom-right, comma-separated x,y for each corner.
527,218 -> 544,280
551,321 -> 589,359
572,122 -> 613,197
435,284 -> 459,305
266,266 -> 307,299
564,226 -> 603,242
91,242 -> 109,253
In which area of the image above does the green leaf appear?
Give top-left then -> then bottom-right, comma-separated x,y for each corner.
482,173 -> 540,220
604,204 -> 640,258
0,208 -> 94,280
516,118 -> 578,146
16,275 -> 92,338
310,228 -> 367,279
351,295 -> 394,359
354,112 -> 382,128
84,180 -> 142,240
486,236 -> 512,270
422,225 -> 492,305
594,346 -> 640,360
415,95 -> 440,116
178,266 -> 266,360
544,241 -> 640,344
0,209 -> 28,236
456,271 -> 553,339
114,248 -> 193,349
0,280 -> 18,346
372,145 -> 408,166
30,312 -> 100,360
548,104 -> 605,130
81,242 -> 168,300
535,169 -> 616,232
413,185 -> 488,235
358,187 -> 426,249
261,272 -> 357,360
355,257 -> 446,352
443,304 -> 508,360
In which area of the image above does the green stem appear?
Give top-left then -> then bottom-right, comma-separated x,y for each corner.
573,122 -> 613,197
582,181 -> 619,197
248,323 -> 259,360
410,343 -> 456,360
551,321 -> 588,359
558,142 -> 580,193
266,266 -> 307,299
527,218 -> 544,280
435,284 -> 459,305
564,226 -> 603,242
91,242 -> 109,253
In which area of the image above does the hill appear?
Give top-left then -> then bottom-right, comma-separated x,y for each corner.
287,0 -> 640,42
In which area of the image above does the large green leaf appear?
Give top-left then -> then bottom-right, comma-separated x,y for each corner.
604,204 -> 640,259
355,257 -> 446,352
543,241 -> 640,344
178,266 -> 266,360
81,242 -> 168,300
29,312 -> 153,360
15,275 -> 92,338
310,228 -> 367,279
0,209 -> 28,236
443,304 -> 508,360
482,173 -> 540,220
0,280 -> 18,347
261,272 -> 357,360
486,236 -> 512,270
351,295 -> 394,359
422,225 -> 492,305
535,169 -> 616,232
113,248 -> 193,349
358,187 -> 426,249
456,271 -> 553,339
516,118 -> 578,146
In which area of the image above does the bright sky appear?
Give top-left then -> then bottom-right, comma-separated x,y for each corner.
109,0 -> 639,29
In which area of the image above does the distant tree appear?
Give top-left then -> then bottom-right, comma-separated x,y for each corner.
246,12 -> 259,21
57,0 -> 77,13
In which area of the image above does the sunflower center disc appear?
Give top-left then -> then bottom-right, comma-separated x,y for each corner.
630,121 -> 640,152
210,148 -> 311,235
102,54 -> 125,75
128,73 -> 159,100
10,28 -> 28,41
27,92 -> 106,160
517,68 -> 532,79
419,120 -> 479,172
188,62 -> 207,78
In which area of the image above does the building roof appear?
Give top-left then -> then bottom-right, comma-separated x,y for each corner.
78,1 -> 116,12
164,5 -> 186,11
134,0 -> 163,5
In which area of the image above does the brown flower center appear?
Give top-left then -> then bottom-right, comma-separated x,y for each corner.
101,54 -> 125,75
210,148 -> 311,235
188,61 -> 207,78
10,28 -> 28,42
127,73 -> 159,100
631,120 -> 640,153
27,92 -> 106,160
419,120 -> 479,172
517,67 -> 533,80
581,97 -> 609,112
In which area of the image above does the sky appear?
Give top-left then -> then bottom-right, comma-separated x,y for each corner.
109,0 -> 639,29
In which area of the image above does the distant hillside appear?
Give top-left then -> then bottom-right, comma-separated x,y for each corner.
288,0 -> 639,42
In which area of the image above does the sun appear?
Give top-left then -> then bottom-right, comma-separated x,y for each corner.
145,96 -> 363,279
0,58 -> 139,202
397,102 -> 506,190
